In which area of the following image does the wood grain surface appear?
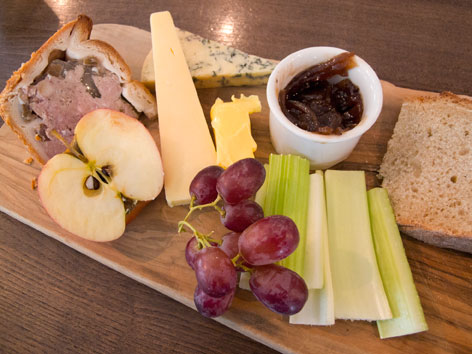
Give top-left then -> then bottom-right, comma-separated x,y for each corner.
0,1 -> 471,353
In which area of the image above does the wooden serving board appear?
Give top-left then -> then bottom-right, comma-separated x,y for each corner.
0,24 -> 470,354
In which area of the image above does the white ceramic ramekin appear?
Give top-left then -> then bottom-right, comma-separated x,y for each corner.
267,47 -> 383,169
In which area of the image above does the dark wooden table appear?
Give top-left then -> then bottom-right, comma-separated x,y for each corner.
1,0 -> 471,353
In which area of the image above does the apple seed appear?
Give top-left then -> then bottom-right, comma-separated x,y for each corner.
85,175 -> 100,190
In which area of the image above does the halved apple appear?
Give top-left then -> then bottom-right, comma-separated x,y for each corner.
38,109 -> 164,241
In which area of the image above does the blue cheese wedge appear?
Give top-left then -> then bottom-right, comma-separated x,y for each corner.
141,28 -> 278,89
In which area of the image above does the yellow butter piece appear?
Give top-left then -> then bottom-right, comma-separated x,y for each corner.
210,95 -> 260,168
151,11 -> 216,206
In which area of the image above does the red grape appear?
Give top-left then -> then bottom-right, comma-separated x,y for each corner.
194,247 -> 237,297
189,165 -> 224,205
216,158 -> 266,205
185,236 -> 201,270
185,237 -> 218,270
194,285 -> 235,318
250,264 -> 308,315
221,200 -> 264,232
219,232 -> 252,272
219,232 -> 241,259
238,215 -> 299,265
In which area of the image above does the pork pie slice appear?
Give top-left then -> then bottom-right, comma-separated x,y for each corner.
0,15 -> 157,164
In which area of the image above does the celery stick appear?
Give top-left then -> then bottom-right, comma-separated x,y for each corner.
280,155 -> 310,276
277,154 -> 290,215
325,170 -> 391,321
263,154 -> 284,216
281,155 -> 300,270
263,154 -> 310,277
290,171 -> 334,325
254,164 -> 269,208
368,188 -> 428,338
302,172 -> 324,289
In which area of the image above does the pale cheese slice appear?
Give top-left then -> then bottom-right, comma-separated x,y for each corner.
150,11 -> 216,207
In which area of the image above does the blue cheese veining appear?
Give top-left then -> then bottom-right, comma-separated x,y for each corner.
141,28 -> 279,89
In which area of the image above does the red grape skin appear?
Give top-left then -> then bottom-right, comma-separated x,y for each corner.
185,236 -> 200,270
216,158 -> 266,205
185,237 -> 218,270
221,200 -> 264,232
219,232 -> 241,259
219,232 -> 252,272
238,215 -> 299,265
194,285 -> 235,318
189,165 -> 224,205
250,264 -> 308,315
194,247 -> 237,297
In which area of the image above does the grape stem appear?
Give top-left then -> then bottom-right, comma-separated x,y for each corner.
189,195 -> 195,209
232,254 -> 253,273
231,254 -> 241,264
177,220 -> 221,247
178,195 -> 224,233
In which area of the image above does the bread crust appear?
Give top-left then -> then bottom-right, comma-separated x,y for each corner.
381,91 -> 472,254
0,15 -> 157,165
402,91 -> 472,109
398,224 -> 472,254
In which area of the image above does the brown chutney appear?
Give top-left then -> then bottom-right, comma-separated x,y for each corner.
278,52 -> 363,135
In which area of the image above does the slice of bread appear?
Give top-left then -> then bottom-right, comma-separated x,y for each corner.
379,92 -> 472,253
0,15 -> 157,164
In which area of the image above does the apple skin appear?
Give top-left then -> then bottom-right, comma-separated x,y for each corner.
37,109 -> 164,242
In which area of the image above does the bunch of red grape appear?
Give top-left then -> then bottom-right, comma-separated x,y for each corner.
181,158 -> 308,318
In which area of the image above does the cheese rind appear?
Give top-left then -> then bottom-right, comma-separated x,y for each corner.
151,11 -> 216,207
141,29 -> 278,90
210,95 -> 260,168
